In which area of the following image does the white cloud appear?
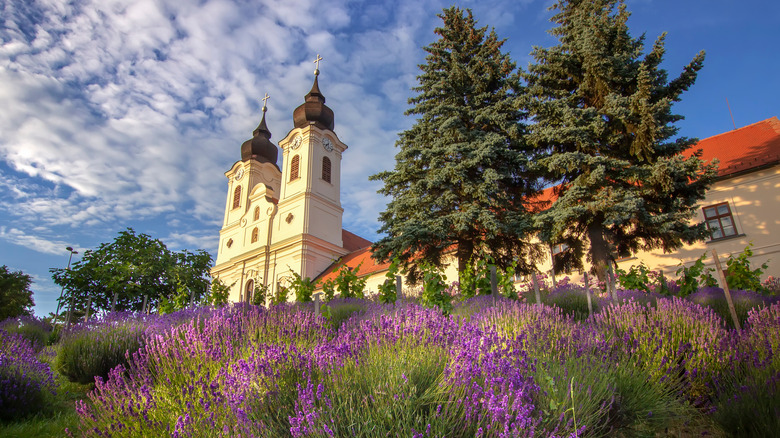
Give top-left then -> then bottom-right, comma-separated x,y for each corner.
0,227 -> 85,256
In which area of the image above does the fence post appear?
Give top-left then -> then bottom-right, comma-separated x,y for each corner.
395,275 -> 403,301
532,273 -> 542,305
607,264 -> 617,303
314,293 -> 321,317
550,269 -> 557,290
111,292 -> 118,313
711,249 -> 741,330
142,295 -> 148,315
583,272 -> 593,317
85,293 -> 92,321
490,265 -> 498,304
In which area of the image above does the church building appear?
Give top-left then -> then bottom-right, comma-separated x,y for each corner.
211,61 -> 371,302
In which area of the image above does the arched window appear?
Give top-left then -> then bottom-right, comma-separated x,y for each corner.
322,157 -> 331,183
290,155 -> 300,181
254,206 -> 260,221
251,227 -> 258,243
232,186 -> 241,209
245,279 -> 254,303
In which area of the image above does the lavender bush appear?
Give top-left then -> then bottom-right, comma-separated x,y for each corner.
0,330 -> 56,420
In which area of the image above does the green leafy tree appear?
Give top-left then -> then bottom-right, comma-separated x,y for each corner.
251,283 -> 269,306
419,262 -> 452,314
371,7 -> 541,284
525,0 -> 717,282
676,253 -> 717,297
0,265 -> 35,320
208,278 -> 231,307
51,228 -> 213,315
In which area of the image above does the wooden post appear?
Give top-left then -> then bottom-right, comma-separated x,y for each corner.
142,295 -> 148,315
395,275 -> 403,301
111,292 -> 118,312
550,269 -> 557,290
190,288 -> 196,306
85,294 -> 92,321
583,272 -> 593,317
66,295 -> 74,329
711,249 -> 741,330
607,264 -> 617,303
532,274 -> 542,305
314,293 -> 321,317
490,266 -> 498,304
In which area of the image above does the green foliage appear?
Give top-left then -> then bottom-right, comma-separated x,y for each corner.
208,279 -> 232,307
332,263 -> 367,299
251,283 -> 269,306
270,285 -> 289,306
459,256 -> 491,299
287,270 -> 316,303
377,259 -> 400,304
50,228 -> 212,316
0,265 -> 35,320
370,6 -> 539,284
526,0 -> 715,282
419,263 -> 451,314
616,263 -> 652,292
725,243 -> 769,293
320,279 -> 335,302
55,323 -> 145,384
676,253 -> 717,297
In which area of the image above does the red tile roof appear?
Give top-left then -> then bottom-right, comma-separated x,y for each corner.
694,116 -> 780,178
314,245 -> 391,283
314,117 -> 780,283
341,229 -> 372,252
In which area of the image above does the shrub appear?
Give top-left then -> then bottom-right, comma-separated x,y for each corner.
0,330 -> 56,420
725,243 -> 769,293
0,315 -> 52,352
55,321 -> 145,384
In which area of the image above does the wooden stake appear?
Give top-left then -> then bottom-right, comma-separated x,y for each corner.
583,272 -> 593,317
490,266 -> 498,304
395,275 -> 403,301
711,249 -> 742,330
532,274 -> 542,305
111,292 -> 118,312
314,293 -> 321,317
85,294 -> 92,321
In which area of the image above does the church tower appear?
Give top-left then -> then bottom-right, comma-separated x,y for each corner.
275,58 -> 349,280
212,57 -> 350,302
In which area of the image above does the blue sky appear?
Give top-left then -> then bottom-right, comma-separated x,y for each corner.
1,0 -> 778,317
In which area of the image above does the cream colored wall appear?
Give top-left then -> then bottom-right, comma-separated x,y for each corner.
617,165 -> 780,280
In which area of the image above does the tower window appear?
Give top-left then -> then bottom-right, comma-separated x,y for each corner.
232,186 -> 241,209
322,157 -> 331,183
254,206 -> 260,221
290,155 -> 300,181
251,227 -> 259,243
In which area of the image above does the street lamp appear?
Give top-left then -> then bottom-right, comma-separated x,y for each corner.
53,246 -> 78,326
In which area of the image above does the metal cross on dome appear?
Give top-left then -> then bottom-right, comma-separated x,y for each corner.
261,93 -> 270,112
313,54 -> 323,76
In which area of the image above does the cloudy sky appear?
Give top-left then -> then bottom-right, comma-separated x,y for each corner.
2,0 -> 778,317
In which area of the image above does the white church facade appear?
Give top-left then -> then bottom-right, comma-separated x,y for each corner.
211,65 -> 372,302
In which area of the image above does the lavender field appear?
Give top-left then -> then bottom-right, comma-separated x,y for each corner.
2,287 -> 779,438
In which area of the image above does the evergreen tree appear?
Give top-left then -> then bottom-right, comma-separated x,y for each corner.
525,0 -> 717,281
371,7 -> 540,283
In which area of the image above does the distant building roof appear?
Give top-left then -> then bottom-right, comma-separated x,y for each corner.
316,117 -> 780,282
341,229 -> 372,252
696,116 -> 780,178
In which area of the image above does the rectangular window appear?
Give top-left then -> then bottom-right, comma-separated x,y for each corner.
551,243 -> 569,255
703,202 -> 737,240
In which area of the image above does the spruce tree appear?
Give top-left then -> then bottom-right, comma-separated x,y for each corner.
525,0 -> 717,281
371,7 -> 540,283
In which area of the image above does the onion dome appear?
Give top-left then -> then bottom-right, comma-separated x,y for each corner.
241,103 -> 279,165
293,74 -> 334,131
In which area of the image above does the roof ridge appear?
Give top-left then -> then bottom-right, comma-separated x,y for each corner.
697,116 -> 780,144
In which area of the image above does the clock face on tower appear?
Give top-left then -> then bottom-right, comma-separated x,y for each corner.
291,135 -> 302,150
322,137 -> 333,152
235,168 -> 244,180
